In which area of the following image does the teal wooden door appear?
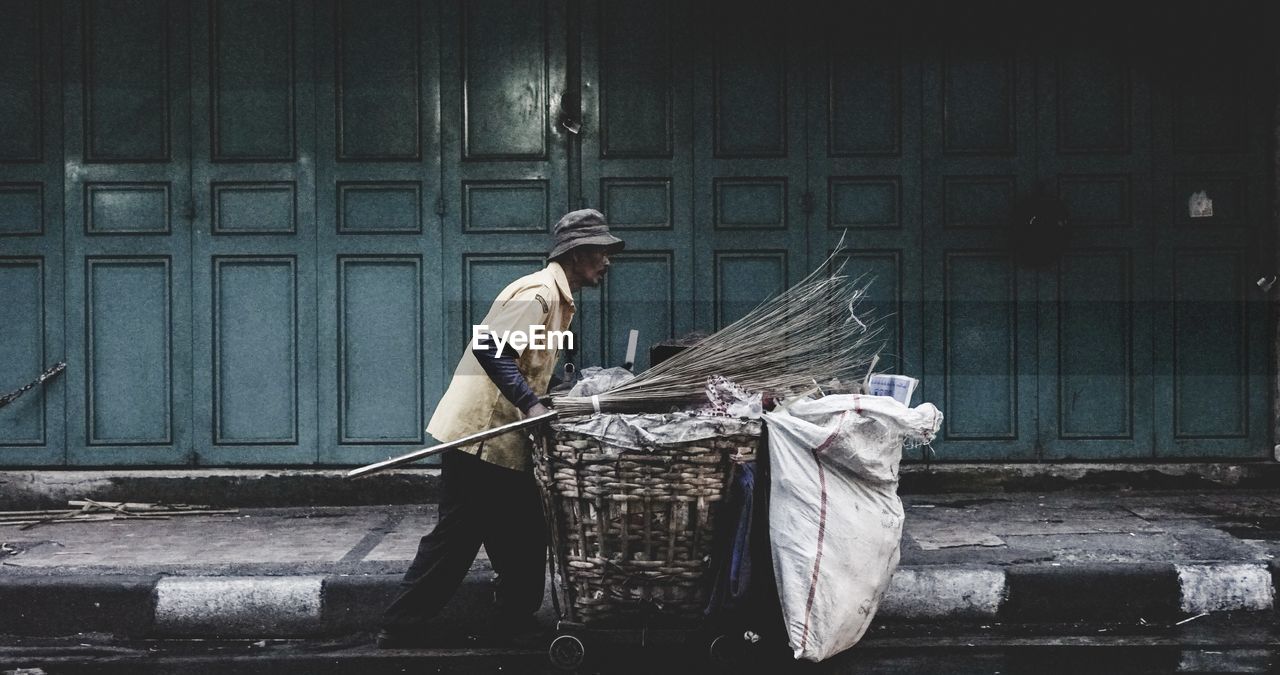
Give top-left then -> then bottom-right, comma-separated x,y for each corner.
575,0 -> 1273,463
0,0 -> 1273,466
315,0 -> 445,465
1033,9 -> 1156,460
803,5 -> 924,444
578,0 -> 810,359
576,0 -> 694,370
1149,6 -> 1271,458
691,3 -> 808,330
1030,5 -> 1270,461
63,0 -> 194,465
919,7 -> 1040,461
437,0 -> 570,437
190,0 -> 318,464
914,3 -> 1273,461
0,0 -> 64,465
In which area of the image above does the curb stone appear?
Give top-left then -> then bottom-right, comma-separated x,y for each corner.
1002,563 -> 1183,623
154,577 -> 324,637
0,575 -> 159,637
0,564 -> 1273,638
877,566 -> 1005,620
1174,563 -> 1274,614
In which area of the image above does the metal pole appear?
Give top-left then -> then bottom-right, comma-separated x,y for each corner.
345,410 -> 560,479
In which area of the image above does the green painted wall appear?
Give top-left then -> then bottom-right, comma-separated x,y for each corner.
0,0 -> 1272,465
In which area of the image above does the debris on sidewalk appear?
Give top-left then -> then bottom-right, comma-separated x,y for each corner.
912,524 -> 1007,550
0,499 -> 237,530
1175,612 -> 1210,626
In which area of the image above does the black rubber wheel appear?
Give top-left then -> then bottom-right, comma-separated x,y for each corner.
548,633 -> 586,671
708,633 -> 736,665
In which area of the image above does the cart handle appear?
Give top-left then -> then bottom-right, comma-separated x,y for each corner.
345,410 -> 560,479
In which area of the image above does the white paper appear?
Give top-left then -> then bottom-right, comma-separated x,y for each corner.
867,374 -> 918,405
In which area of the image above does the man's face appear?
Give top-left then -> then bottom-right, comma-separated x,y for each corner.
573,247 -> 611,287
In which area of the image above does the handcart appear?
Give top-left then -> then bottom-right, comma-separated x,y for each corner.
533,418 -> 766,671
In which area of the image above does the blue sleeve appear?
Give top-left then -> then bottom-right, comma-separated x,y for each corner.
472,333 -> 542,414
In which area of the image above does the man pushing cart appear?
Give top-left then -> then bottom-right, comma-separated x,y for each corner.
374,209 -> 623,649
356,230 -> 941,667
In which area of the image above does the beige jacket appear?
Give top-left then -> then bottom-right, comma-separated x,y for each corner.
426,262 -> 575,471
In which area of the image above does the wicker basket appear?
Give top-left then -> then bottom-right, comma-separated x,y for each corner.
534,420 -> 759,626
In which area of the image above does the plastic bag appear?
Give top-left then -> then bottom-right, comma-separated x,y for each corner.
552,412 -> 761,454
704,375 -> 764,418
764,394 -> 941,662
565,366 -> 635,397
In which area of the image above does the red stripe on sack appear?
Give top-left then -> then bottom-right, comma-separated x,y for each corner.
813,411 -> 848,455
798,449 -> 830,652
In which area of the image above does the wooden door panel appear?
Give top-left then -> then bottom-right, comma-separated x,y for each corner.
81,0 -> 172,162
921,6 -> 1038,461
208,0 -> 295,162
192,0 -> 317,464
0,0 -> 64,465
1035,16 -> 1155,460
337,257 -> 424,445
64,0 -> 192,466
210,258 -> 301,445
0,261 -> 50,446
838,250 -> 905,376
692,1 -> 806,332
335,1 -> 422,161
1053,252 -> 1138,440
85,260 -> 174,445
601,253 -> 673,370
1152,5 -> 1271,458
577,0 -> 693,370
805,6 -> 922,463
316,0 -> 443,465
432,0 -> 569,455
941,253 -> 1025,441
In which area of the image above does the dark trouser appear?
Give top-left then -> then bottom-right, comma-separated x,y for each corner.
381,448 -> 547,630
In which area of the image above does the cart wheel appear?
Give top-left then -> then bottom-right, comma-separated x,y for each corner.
548,633 -> 586,671
708,633 -> 736,665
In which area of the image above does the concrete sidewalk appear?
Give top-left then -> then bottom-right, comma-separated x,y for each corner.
0,490 -> 1278,639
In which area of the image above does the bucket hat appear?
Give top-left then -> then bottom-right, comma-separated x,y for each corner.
547,209 -> 624,260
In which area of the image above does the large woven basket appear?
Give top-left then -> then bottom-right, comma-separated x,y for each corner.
535,420 -> 758,626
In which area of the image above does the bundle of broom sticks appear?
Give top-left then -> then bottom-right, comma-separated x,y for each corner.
553,243 -> 882,416
347,239 -> 881,478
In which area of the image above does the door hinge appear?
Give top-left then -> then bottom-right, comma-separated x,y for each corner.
435,196 -> 445,217
801,191 -> 815,216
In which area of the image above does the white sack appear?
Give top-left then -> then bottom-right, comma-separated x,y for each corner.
765,394 -> 941,662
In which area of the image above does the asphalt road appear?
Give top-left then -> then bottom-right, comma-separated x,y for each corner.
0,642 -> 1271,674
2,615 -> 1276,674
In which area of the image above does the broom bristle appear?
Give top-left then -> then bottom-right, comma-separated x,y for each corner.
553,238 -> 885,417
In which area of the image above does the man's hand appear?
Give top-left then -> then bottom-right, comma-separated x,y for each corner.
524,402 -> 551,418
